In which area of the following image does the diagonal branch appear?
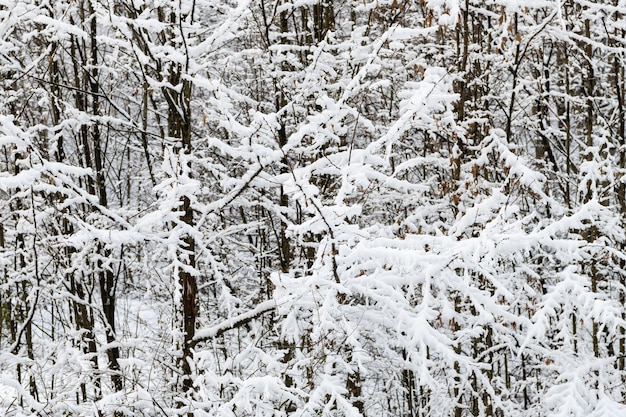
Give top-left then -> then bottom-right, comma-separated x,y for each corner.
192,299 -> 276,346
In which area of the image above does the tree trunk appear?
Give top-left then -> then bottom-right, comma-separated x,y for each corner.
88,0 -> 124,394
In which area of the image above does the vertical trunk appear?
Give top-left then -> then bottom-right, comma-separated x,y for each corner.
346,350 -> 364,415
142,81 -> 156,186
72,274 -> 101,402
557,37 -> 573,208
13,218 -> 38,401
451,0 -> 470,187
583,18 -> 596,202
453,295 -> 463,417
572,312 -> 578,354
0,224 -> 3,348
483,326 -> 494,416
161,2 -> 196,400
582,18 -> 601,361
49,43 -> 64,163
88,0 -> 123,394
402,348 -> 417,417
277,4 -> 291,276
69,2 -> 101,401
168,75 -> 196,397
455,0 -> 470,125
521,353 -> 528,409
505,13 -> 520,143
313,0 -> 335,42
7,138 -> 40,402
613,9 -> 626,387
452,6 -> 470,411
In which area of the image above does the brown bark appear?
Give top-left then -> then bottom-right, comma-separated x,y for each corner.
87,0 -> 124,394
161,5 -> 196,400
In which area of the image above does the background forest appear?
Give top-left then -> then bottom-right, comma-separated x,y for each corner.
0,0 -> 625,416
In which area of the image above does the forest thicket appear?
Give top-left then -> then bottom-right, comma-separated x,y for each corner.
0,0 -> 625,416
